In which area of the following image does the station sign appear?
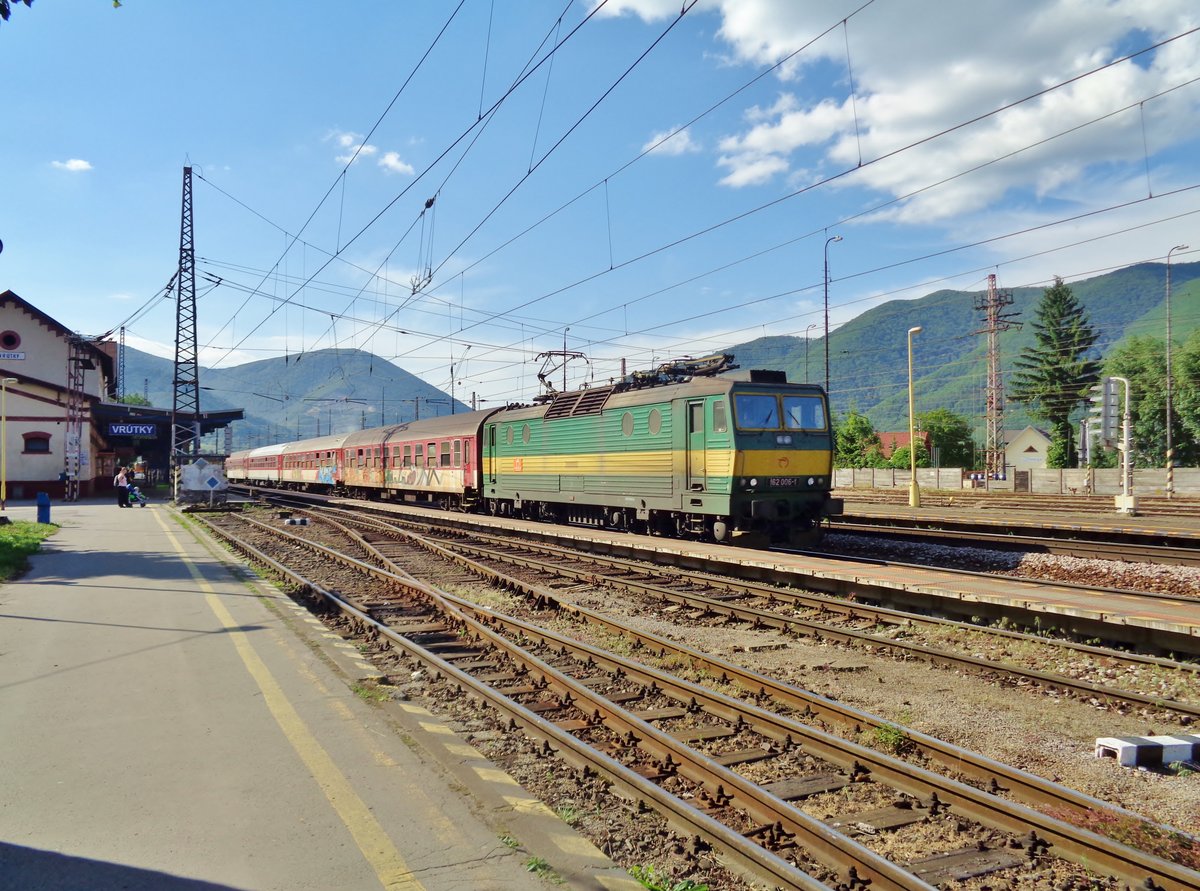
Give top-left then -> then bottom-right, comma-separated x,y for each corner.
109,422 -> 158,437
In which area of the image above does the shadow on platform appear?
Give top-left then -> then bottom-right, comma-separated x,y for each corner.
0,841 -> 247,890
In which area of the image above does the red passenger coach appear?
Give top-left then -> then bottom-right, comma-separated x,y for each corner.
340,410 -> 498,508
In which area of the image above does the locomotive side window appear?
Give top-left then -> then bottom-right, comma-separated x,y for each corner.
505,426 -> 514,446
621,412 -> 634,437
521,424 -> 531,444
712,401 -> 728,433
648,408 -> 662,436
783,396 -> 826,431
733,394 -> 778,430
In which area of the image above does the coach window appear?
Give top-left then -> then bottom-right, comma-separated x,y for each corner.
415,444 -> 424,465
453,439 -> 462,467
440,442 -> 451,467
621,412 -> 634,437
403,445 -> 412,467
357,448 -> 365,467
427,442 -> 437,466
712,400 -> 728,433
374,447 -> 381,468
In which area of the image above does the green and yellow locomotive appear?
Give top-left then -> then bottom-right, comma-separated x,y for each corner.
481,356 -> 841,545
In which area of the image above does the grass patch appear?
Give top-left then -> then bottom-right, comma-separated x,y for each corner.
1047,807 -> 1199,869
350,682 -> 390,704
629,864 -> 709,890
0,520 -> 57,581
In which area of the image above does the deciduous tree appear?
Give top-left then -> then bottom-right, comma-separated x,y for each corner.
916,407 -> 974,468
834,409 -> 885,468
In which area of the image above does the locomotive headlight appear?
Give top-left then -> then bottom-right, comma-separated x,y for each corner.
749,478 -> 758,487
777,434 -> 792,445
808,477 -> 815,486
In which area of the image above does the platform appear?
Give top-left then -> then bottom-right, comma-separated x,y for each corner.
0,500 -> 637,891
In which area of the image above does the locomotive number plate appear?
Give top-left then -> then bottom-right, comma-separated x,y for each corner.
769,477 -> 799,486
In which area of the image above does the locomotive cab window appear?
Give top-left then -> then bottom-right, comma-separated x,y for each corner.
712,401 -> 727,433
783,396 -> 826,431
733,394 -> 779,429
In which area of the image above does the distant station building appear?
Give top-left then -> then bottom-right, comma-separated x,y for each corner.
0,289 -> 241,499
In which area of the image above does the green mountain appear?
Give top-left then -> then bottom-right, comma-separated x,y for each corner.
730,261 -> 1200,433
121,347 -> 468,449
119,261 -> 1200,448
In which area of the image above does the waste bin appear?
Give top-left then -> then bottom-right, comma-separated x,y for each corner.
36,491 -> 51,524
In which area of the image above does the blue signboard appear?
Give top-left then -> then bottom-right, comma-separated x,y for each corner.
109,423 -> 157,437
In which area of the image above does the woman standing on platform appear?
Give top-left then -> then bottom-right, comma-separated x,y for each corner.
114,466 -> 129,508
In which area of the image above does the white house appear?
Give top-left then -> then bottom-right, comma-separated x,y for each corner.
1004,426 -> 1053,471
0,290 -> 115,500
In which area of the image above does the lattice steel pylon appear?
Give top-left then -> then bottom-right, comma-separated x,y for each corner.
973,274 -> 1020,477
171,166 -> 201,477
64,335 -> 89,502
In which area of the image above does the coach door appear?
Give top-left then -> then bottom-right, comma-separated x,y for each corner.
486,425 -> 497,485
687,400 -> 706,491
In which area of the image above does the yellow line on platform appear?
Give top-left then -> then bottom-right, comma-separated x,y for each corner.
155,511 -> 425,890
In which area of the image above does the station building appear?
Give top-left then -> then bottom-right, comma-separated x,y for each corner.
0,289 -> 241,500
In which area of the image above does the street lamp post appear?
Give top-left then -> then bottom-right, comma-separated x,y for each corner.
907,327 -> 922,508
823,235 -> 842,396
1,378 -> 16,512
1165,244 -> 1189,498
804,324 -> 818,383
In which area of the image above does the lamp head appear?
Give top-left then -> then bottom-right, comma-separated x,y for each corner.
832,235 -> 843,243
908,326 -> 922,335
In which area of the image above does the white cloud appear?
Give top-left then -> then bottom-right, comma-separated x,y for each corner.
378,151 -> 415,175
642,127 -> 700,156
614,0 -> 1200,229
327,129 -> 379,165
51,159 -> 92,172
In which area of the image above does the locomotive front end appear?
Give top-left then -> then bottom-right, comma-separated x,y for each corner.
727,378 -> 840,546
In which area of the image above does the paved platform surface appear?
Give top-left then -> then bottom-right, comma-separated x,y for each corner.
0,500 -> 637,891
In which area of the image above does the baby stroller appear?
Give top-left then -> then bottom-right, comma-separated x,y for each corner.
127,486 -> 149,508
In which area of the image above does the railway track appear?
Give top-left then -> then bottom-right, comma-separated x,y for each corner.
341,513 -> 1200,720
194,507 -> 1200,891
241,486 -> 1200,659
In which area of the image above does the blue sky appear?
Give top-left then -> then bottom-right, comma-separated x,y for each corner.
2,0 -> 1197,410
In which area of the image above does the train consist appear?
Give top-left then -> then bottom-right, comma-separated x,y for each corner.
225,356 -> 842,546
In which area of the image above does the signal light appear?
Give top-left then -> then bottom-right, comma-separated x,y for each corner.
1088,377 -> 1119,446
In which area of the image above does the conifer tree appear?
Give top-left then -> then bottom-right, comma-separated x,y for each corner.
1009,277 -> 1100,467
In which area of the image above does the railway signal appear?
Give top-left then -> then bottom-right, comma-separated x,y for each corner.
1088,377 -> 1119,447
